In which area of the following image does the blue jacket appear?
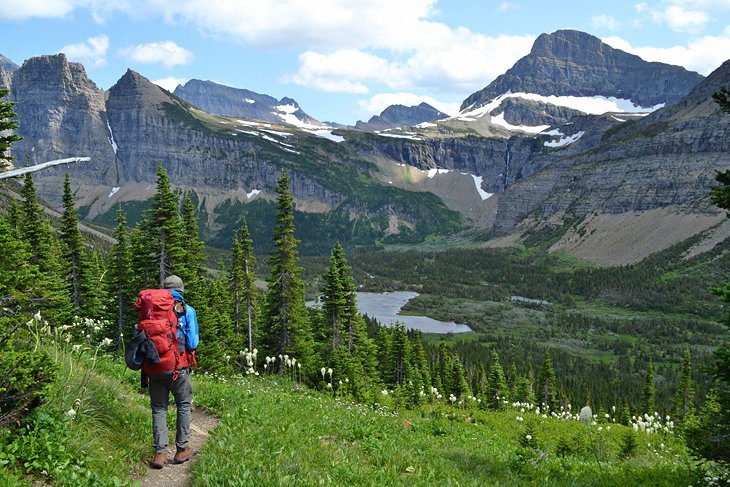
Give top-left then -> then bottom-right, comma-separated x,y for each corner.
170,289 -> 199,351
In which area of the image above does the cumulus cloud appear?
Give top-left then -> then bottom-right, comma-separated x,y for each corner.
153,76 -> 188,91
286,33 -> 534,95
652,5 -> 710,33
119,41 -> 193,68
497,1 -> 520,12
359,93 -> 460,117
0,0 -> 129,23
60,35 -> 109,69
602,30 -> 730,75
591,14 -> 621,31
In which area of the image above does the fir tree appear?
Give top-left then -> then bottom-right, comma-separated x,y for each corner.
0,88 -> 21,171
321,242 -> 346,352
261,170 -> 314,371
675,348 -> 695,419
447,356 -> 471,399
642,360 -> 656,414
230,218 -> 258,352
410,331 -> 431,390
386,323 -> 413,386
145,162 -> 185,286
60,173 -> 93,314
485,351 -> 508,409
20,171 -> 52,269
536,351 -> 558,409
180,195 -> 206,292
106,208 -> 133,339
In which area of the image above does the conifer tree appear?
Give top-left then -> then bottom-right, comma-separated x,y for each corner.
60,173 -> 91,313
675,348 -> 695,419
261,169 -> 313,371
145,162 -> 185,286
447,356 -> 471,399
485,351 -> 508,409
386,323 -> 412,386
0,88 -> 21,171
129,225 -> 156,292
230,218 -> 258,352
20,171 -> 52,268
180,195 -> 206,292
536,351 -> 558,409
410,331 -> 431,390
643,360 -> 656,414
321,242 -> 346,352
106,208 -> 133,339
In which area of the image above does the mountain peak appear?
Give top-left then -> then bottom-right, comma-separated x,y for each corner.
460,29 -> 704,116
0,53 -> 19,72
354,102 -> 449,131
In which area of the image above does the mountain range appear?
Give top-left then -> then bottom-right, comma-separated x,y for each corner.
1,29 -> 728,262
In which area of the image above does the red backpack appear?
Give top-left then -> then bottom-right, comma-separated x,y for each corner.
135,289 -> 189,376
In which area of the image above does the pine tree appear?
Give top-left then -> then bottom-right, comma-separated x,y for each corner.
0,88 -> 21,171
145,162 -> 185,286
386,323 -> 412,386
106,208 -> 133,339
410,331 -> 431,390
642,360 -> 656,414
261,170 -> 314,372
230,218 -> 258,352
536,352 -> 558,409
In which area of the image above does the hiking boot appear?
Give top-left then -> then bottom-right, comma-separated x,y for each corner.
150,452 -> 167,469
172,446 -> 193,464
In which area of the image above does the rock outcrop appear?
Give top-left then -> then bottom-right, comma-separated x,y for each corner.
355,102 -> 449,131
174,79 -> 322,127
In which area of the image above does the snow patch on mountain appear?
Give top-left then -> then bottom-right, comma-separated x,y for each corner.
471,175 -> 493,200
543,129 -> 585,147
309,130 -> 345,143
106,119 -> 118,154
454,91 -> 664,123
491,112 -> 550,134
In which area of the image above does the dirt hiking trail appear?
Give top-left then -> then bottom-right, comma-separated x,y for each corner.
140,406 -> 219,487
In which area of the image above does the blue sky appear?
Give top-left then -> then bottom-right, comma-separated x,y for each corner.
1,0 -> 729,125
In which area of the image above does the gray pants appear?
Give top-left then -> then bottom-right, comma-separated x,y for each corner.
148,369 -> 193,454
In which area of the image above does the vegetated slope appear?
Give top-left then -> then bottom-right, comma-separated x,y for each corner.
191,374 -> 697,486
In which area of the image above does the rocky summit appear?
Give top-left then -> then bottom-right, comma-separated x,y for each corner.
174,79 -> 322,128
354,102 -> 449,131
458,30 -> 704,128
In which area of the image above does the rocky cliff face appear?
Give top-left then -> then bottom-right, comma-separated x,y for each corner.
8,54 -> 116,188
492,59 -> 730,234
355,102 -> 449,131
174,79 -> 322,127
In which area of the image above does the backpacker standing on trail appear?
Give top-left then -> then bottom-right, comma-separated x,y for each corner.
134,275 -> 199,469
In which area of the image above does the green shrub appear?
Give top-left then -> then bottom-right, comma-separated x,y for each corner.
0,343 -> 57,427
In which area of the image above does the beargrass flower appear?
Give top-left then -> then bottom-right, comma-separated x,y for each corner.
321,367 -> 326,378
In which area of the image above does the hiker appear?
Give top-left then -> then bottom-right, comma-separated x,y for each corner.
135,275 -> 199,469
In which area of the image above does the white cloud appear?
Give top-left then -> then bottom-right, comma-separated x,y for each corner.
286,32 -> 534,95
284,50 -> 407,94
359,93 -> 460,118
602,32 -> 730,75
635,2 -> 649,13
497,1 -> 520,12
0,0 -> 129,22
591,14 -> 621,31
59,35 -> 109,69
119,41 -> 193,68
0,0 -> 78,20
153,76 -> 188,91
653,5 -> 710,33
